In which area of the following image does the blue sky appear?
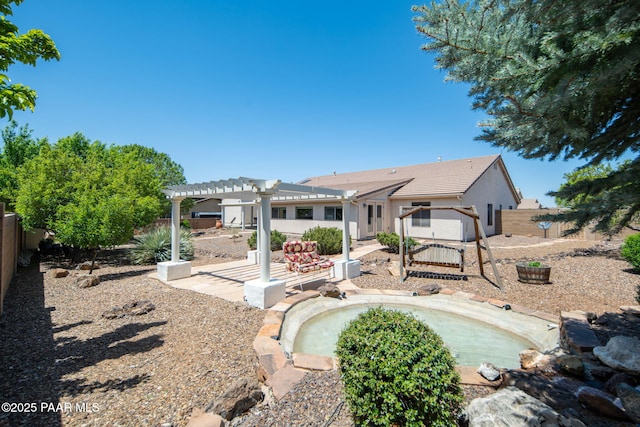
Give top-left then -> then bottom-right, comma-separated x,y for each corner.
8,0 -> 588,207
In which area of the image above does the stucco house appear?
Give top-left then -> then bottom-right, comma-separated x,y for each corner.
221,154 -> 521,241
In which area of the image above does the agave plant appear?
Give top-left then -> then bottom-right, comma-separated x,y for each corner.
129,226 -> 194,265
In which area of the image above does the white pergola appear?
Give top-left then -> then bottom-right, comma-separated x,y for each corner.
159,177 -> 359,308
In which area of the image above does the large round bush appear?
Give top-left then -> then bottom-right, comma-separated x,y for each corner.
301,226 -> 346,255
247,229 -> 287,251
621,233 -> 640,272
336,307 -> 463,427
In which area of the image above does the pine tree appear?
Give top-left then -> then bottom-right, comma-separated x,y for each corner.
413,0 -> 640,233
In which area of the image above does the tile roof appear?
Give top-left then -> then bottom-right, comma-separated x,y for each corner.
299,154 -> 506,199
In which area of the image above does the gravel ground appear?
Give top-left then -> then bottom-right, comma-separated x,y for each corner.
0,229 -> 638,426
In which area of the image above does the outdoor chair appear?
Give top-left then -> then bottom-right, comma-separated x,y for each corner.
283,241 -> 334,290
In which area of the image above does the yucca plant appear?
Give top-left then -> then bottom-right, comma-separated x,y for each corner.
129,226 -> 194,264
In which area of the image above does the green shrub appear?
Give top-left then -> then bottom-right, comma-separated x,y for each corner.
129,226 -> 194,264
180,219 -> 191,229
301,226 -> 347,255
621,233 -> 640,272
336,307 -> 463,427
527,261 -> 542,267
376,232 -> 418,254
247,230 -> 287,251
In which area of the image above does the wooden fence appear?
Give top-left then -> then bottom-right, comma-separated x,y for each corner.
497,209 -> 635,240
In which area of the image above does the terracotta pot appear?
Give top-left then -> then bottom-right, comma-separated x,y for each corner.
215,220 -> 222,229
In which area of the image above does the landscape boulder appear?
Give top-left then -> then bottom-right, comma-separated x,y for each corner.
317,283 -> 341,298
556,354 -> 584,377
575,386 -> 629,420
616,383 -> 640,423
593,336 -> 640,375
207,377 -> 263,421
102,300 -> 156,319
386,260 -> 407,278
51,268 -> 69,278
519,348 -> 554,370
417,283 -> 441,296
464,386 -> 586,426
186,408 -> 225,427
477,362 -> 501,382
76,274 -> 100,288
78,261 -> 99,270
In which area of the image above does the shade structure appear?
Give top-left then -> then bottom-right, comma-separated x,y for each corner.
162,177 -> 357,284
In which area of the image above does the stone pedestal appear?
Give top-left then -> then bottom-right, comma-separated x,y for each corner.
244,278 -> 286,309
247,250 -> 259,265
157,260 -> 192,281
333,259 -> 361,280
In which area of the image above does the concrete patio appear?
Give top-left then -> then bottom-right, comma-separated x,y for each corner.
150,243 -> 384,304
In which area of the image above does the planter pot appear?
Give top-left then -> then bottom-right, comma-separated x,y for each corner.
215,220 -> 223,229
516,263 -> 551,284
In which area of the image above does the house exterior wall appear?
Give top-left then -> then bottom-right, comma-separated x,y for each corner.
270,202 -> 359,238
222,202 -> 257,228
390,198 -> 467,241
190,198 -> 221,214
464,162 -> 519,237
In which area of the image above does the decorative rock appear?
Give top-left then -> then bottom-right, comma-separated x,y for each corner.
102,300 -> 155,319
207,377 -> 263,421
76,274 -> 100,288
186,408 -> 225,427
593,336 -> 640,375
387,260 -> 407,278
519,348 -> 554,370
616,383 -> 640,423
560,311 -> 601,354
417,283 -> 441,296
604,372 -> 638,395
465,386 -> 586,427
477,362 -> 501,381
575,386 -> 629,420
317,283 -> 341,298
502,370 -> 581,411
78,261 -> 99,270
556,354 -> 584,377
51,268 -> 69,278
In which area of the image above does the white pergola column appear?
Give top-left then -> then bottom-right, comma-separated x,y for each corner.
170,196 -> 184,262
333,199 -> 361,280
244,192 -> 285,309
157,196 -> 192,281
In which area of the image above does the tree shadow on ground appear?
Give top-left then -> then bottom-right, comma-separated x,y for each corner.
0,262 -> 61,427
0,259 -> 166,427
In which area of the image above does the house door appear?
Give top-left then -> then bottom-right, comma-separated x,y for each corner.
367,203 -> 383,237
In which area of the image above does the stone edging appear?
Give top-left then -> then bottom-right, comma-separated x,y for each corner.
253,288 -> 559,399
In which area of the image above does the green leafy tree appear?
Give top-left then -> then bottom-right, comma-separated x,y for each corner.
15,135 -> 169,270
0,0 -> 60,119
116,144 -> 194,215
0,121 -> 47,209
413,0 -> 640,234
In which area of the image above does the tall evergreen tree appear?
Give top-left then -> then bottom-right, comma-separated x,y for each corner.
413,0 -> 640,233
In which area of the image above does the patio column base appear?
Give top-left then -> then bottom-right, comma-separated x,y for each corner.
247,250 -> 259,264
157,260 -> 192,281
333,259 -> 361,280
244,278 -> 286,309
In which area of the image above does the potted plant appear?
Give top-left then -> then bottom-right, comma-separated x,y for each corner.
516,261 -> 552,284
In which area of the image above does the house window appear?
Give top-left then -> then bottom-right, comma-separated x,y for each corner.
411,202 -> 431,227
487,204 -> 494,226
324,206 -> 342,221
295,206 -> 313,220
272,207 -> 286,219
